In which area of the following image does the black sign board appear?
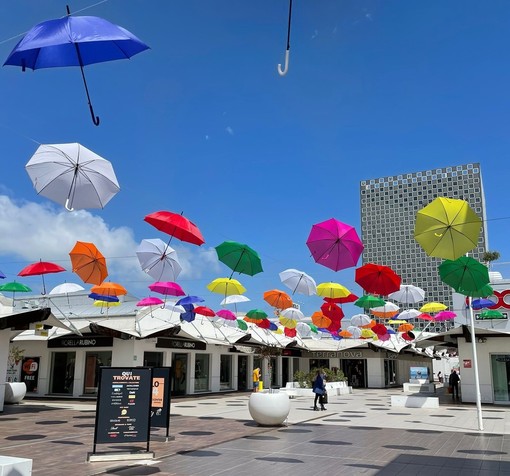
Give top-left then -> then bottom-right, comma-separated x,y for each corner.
92,367 -> 152,453
48,335 -> 113,348
20,357 -> 40,392
156,338 -> 206,350
151,367 -> 172,437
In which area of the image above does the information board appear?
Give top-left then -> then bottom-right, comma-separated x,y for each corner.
151,367 -> 172,432
93,367 -> 152,448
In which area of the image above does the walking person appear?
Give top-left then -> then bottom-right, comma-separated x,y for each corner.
312,369 -> 326,411
437,371 -> 443,383
449,369 -> 460,400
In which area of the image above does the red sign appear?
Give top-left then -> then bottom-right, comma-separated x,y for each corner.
463,359 -> 472,368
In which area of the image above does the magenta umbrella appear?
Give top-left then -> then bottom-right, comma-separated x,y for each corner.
306,218 -> 364,272
216,309 -> 237,321
149,281 -> 185,297
434,310 -> 457,321
137,297 -> 164,307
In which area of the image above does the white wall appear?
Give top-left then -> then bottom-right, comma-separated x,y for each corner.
0,331 -> 9,411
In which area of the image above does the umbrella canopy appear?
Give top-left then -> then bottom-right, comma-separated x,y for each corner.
279,307 -> 305,321
180,303 -> 196,322
136,238 -> 182,282
90,282 -> 127,297
149,281 -> 185,297
320,301 -> 344,321
279,316 -> 297,329
206,278 -> 246,296
176,295 -> 205,306
94,300 -> 120,308
245,309 -> 268,320
18,260 -> 66,294
220,294 -> 251,305
144,210 -> 205,246
354,295 -> 386,309
471,298 -> 496,310
316,282 -> 351,299
355,263 -> 401,295
414,197 -> 481,260
215,241 -> 263,278
350,313 -> 371,327
194,306 -> 216,317
346,326 -> 362,339
469,284 -> 494,298
479,310 -> 506,320
88,292 -> 119,303
438,256 -> 490,296
216,309 -> 237,321
279,268 -> 317,295
0,281 -> 32,297
26,143 -> 120,210
136,297 -> 164,307
398,309 -> 422,320
398,323 -> 414,333
419,302 -> 447,313
49,282 -> 84,295
69,241 -> 108,285
311,311 -> 331,328
263,289 -> 292,309
370,302 -> 400,318
306,218 -> 364,271
331,293 -> 359,304
434,310 -> 457,321
388,284 -> 426,304
4,11 -> 149,125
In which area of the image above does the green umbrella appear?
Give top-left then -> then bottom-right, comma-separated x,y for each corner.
438,256 -> 489,296
479,310 -> 505,320
215,241 -> 263,278
246,309 -> 268,320
354,295 -> 386,309
236,319 -> 248,331
0,280 -> 32,304
466,283 -> 494,298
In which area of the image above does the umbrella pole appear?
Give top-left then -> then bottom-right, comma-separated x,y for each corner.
277,0 -> 293,76
468,296 -> 484,431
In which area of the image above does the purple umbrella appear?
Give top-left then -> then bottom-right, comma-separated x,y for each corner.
306,218 -> 364,272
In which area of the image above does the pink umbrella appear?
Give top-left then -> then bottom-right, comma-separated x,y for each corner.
306,218 -> 364,272
434,310 -> 457,321
149,281 -> 185,296
216,309 -> 237,321
137,297 -> 164,307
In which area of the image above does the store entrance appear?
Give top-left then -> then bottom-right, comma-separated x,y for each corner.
238,355 -> 248,390
172,353 -> 187,396
491,354 -> 510,402
341,359 -> 367,388
50,352 -> 76,394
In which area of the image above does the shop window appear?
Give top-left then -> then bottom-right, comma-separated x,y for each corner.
220,354 -> 233,390
194,353 -> 210,392
50,352 -> 76,394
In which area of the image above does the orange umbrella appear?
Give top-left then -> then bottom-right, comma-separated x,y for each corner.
339,329 -> 353,338
311,311 -> 331,328
361,319 -> 377,329
398,323 -> 414,333
263,289 -> 292,309
69,241 -> 108,285
90,282 -> 127,297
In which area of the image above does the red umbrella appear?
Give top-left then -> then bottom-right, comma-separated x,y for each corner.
320,301 -> 344,321
18,260 -> 66,294
194,306 -> 216,317
144,210 -> 205,246
355,263 -> 401,295
284,327 -> 297,338
306,218 -> 364,271
256,318 -> 271,329
330,293 -> 359,304
371,323 -> 388,336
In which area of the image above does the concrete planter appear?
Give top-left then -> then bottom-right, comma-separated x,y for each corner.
248,390 -> 290,426
4,382 -> 26,404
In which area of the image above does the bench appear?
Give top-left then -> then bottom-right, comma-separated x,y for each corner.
280,381 -> 353,398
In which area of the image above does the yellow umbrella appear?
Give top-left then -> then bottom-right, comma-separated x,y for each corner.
316,282 -> 351,299
388,319 -> 407,324
93,300 -> 121,307
414,197 -> 481,260
420,302 -> 447,313
206,277 -> 246,296
279,316 -> 297,329
360,328 -> 376,339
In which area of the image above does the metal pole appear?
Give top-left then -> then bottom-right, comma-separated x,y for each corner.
467,296 -> 484,431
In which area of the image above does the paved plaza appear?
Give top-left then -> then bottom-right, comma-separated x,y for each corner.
1,387 -> 510,475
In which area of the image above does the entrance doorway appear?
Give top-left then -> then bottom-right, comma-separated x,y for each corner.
341,359 -> 367,388
238,356 -> 248,390
50,352 -> 76,394
172,353 -> 187,396
491,354 -> 510,402
282,357 -> 290,388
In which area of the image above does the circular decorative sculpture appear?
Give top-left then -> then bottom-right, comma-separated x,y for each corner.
248,390 -> 290,426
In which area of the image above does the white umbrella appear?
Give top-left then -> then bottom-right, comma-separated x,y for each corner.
279,307 -> 305,321
136,238 -> 182,282
49,283 -> 85,295
350,313 -> 371,327
388,284 -> 426,304
346,326 -> 362,338
25,143 -> 120,211
279,268 -> 317,295
296,321 -> 312,338
397,309 -> 421,320
220,294 -> 250,305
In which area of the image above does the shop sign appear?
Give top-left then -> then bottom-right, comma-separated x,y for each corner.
48,336 -> 113,348
386,352 -> 398,360
156,338 -> 206,350
496,356 -> 510,362
310,351 -> 363,358
282,349 -> 302,357
150,367 -> 172,435
20,357 -> 40,392
463,359 -> 472,368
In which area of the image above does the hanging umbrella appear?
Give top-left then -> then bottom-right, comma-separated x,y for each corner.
471,298 -> 496,310
296,321 -> 314,338
0,281 -> 32,301
194,306 -> 216,317
330,293 -> 359,304
414,197 -> 481,260
360,328 -> 376,339
220,294 -> 250,306
206,278 -> 246,296
88,292 -> 119,303
339,329 -> 353,338
215,241 -> 263,278
90,282 -> 127,297
279,268 -> 317,295
306,218 -> 364,272
176,295 -> 205,306
316,282 -> 351,299
49,283 -> 84,295
398,309 -> 422,320
420,302 -> 447,313
180,303 -> 196,322
355,263 -> 401,295
216,309 -> 237,321
398,323 -> 414,333
350,313 -> 371,327
371,323 -> 389,336
69,241 -> 108,285
346,326 -> 362,339
136,297 -> 164,307
469,284 -> 494,298
149,281 -> 185,297
278,316 -> 297,329
354,295 -> 386,309
277,0 -> 293,75
479,310 -> 506,320
280,307 -> 304,321
18,260 -> 66,294
434,310 -> 457,321
311,311 -> 331,328
25,143 -> 120,211
320,300 -> 344,320
94,300 -> 120,308
246,309 -> 268,320
4,7 -> 149,125
263,289 -> 292,309
417,313 -> 435,321
144,210 -> 205,246
370,302 -> 400,318
388,284 -> 426,304
439,256 -> 490,296
136,238 -> 182,282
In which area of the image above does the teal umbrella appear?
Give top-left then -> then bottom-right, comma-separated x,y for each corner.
438,256 -> 489,296
215,241 -> 263,278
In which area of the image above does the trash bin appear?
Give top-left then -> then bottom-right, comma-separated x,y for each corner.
258,381 -> 263,391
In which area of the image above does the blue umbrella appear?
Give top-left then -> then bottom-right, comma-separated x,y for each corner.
176,295 -> 205,306
3,6 -> 149,125
88,292 -> 119,303
471,298 -> 496,310
0,270 -> 5,279
180,303 -> 196,323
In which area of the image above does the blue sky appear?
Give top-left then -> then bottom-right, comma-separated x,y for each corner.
0,0 -> 509,317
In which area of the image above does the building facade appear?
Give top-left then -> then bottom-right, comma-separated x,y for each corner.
360,163 -> 488,331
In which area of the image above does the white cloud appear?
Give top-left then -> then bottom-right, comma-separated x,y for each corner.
225,126 -> 234,136
0,195 -> 221,295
